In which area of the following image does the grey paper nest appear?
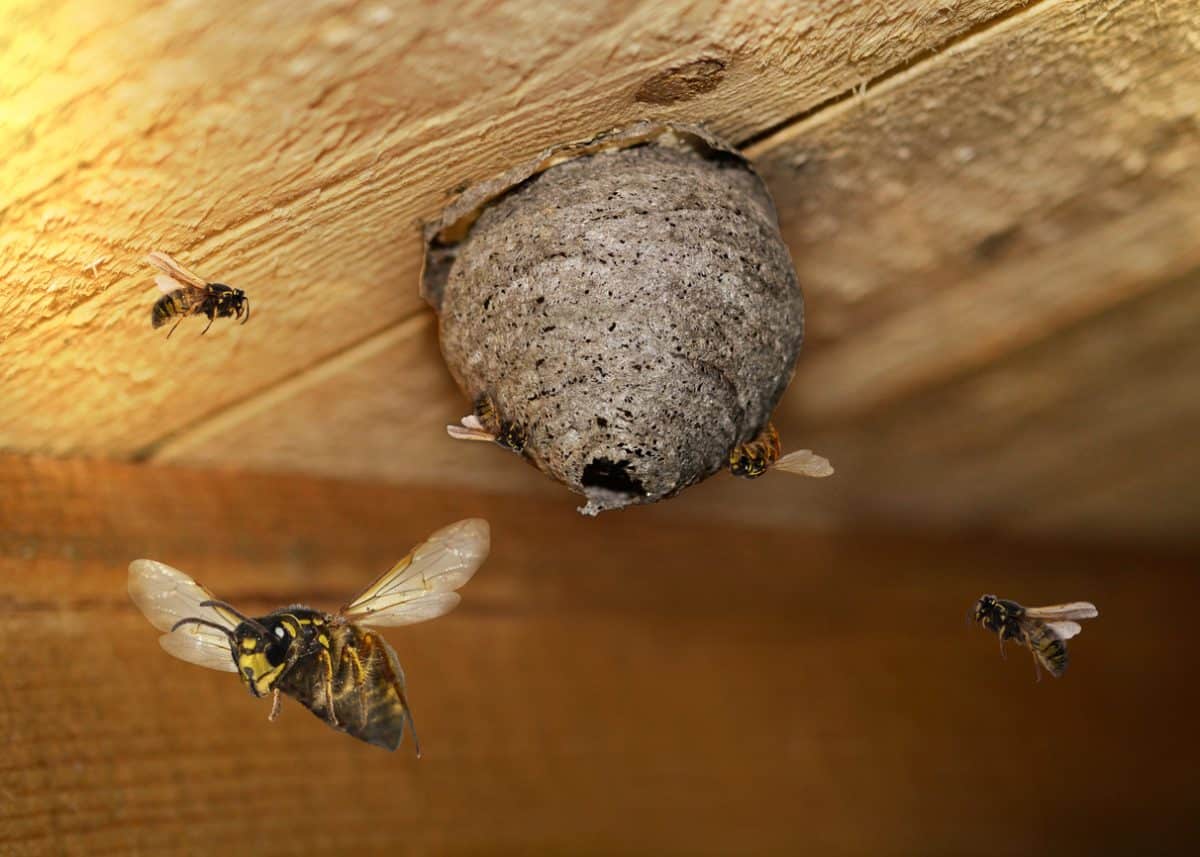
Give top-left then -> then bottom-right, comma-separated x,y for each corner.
422,122 -> 803,514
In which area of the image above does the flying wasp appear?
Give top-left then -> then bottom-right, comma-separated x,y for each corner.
972,594 -> 1099,679
728,422 -> 834,479
128,519 -> 490,753
446,392 -> 527,453
147,250 -> 250,337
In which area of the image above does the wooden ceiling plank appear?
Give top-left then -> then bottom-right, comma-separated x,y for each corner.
776,265 -> 1200,542
781,187 -> 1200,425
748,0 -> 1200,422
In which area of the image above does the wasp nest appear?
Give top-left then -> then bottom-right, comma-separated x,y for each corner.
423,122 -> 804,514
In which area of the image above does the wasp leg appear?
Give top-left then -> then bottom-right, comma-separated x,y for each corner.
339,642 -> 370,728
268,687 -> 283,722
998,636 -> 1007,661
316,647 -> 339,726
166,316 -> 185,339
1030,648 -> 1043,683
200,310 -> 215,335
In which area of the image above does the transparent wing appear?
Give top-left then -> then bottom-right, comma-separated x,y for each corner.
127,559 -> 238,672
1025,602 -> 1098,621
146,251 -> 208,289
1045,620 -> 1083,640
774,449 -> 835,478
158,626 -> 239,672
155,274 -> 188,295
341,519 -> 490,627
447,425 -> 498,442
447,414 -> 497,442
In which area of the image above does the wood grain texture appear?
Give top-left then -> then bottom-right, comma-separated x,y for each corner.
764,265 -> 1200,542
1,455 -> 1198,855
151,0 -> 1200,545
757,0 -> 1200,423
0,0 -> 1023,457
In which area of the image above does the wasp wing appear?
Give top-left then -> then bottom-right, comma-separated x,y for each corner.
1024,602 -> 1098,622
1045,620 -> 1083,640
147,251 -> 208,289
774,449 -> 835,478
155,274 -> 187,295
447,425 -> 497,442
127,559 -> 238,672
341,519 -> 490,627
447,414 -> 497,442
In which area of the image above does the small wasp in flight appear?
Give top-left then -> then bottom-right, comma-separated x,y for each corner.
148,251 -> 250,337
128,519 -> 490,753
728,422 -> 833,480
446,393 -> 527,453
972,594 -> 1099,679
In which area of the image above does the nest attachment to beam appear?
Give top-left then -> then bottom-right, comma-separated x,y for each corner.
422,122 -> 804,515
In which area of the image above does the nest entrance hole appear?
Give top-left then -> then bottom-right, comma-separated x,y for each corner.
581,457 -> 645,499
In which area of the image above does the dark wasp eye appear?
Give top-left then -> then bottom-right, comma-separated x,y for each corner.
266,639 -> 288,667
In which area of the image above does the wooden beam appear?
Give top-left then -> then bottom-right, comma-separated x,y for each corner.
1,454 -> 1196,853
751,0 -> 1200,422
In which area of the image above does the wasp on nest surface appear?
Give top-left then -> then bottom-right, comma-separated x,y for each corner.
128,519 -> 490,753
726,422 -> 833,480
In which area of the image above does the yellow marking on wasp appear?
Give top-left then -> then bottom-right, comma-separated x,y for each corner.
319,648 -> 337,724
237,653 -> 286,697
318,633 -> 330,647
241,638 -> 257,651
342,645 -> 370,724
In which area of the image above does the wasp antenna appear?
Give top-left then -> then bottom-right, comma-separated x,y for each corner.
198,599 -> 267,634
998,636 -> 1007,661
242,298 -> 250,324
170,616 -> 236,641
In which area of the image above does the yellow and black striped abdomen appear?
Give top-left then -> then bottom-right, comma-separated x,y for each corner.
276,621 -> 415,752
151,287 -> 204,328
1024,621 -> 1069,677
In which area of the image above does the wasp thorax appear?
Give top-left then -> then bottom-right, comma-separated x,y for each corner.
424,123 -> 804,515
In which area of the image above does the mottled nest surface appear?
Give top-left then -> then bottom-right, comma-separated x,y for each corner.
424,124 -> 804,514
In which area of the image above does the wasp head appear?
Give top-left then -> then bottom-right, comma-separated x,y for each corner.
232,615 -> 297,698
210,283 -> 250,323
974,593 -> 1014,635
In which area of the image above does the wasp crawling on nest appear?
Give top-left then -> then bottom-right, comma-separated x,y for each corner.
446,393 -> 527,454
727,422 -> 834,480
148,251 -> 250,337
972,595 -> 1099,679
128,519 -> 490,753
